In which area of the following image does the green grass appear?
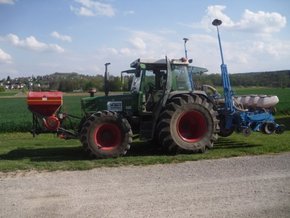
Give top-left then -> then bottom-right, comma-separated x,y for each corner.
0,90 -> 18,97
0,95 -> 86,132
0,115 -> 289,172
0,97 -> 31,132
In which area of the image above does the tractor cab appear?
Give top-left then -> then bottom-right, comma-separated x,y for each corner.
128,58 -> 193,113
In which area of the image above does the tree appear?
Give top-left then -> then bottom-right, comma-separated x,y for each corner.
108,76 -> 122,91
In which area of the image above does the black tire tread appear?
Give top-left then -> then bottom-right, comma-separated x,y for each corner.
156,94 -> 219,153
80,111 -> 132,158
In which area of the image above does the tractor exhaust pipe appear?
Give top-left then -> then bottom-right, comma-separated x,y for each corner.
104,62 -> 111,96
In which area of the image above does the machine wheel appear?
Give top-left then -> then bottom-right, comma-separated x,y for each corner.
275,124 -> 285,134
156,94 -> 219,153
80,111 -> 132,158
261,122 -> 276,134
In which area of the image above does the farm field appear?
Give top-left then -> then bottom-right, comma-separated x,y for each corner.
0,87 -> 289,132
0,94 -> 86,132
0,91 -> 18,97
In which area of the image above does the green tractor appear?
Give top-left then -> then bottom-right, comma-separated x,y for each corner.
27,57 -> 219,158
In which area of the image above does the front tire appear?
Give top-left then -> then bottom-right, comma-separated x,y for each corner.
80,111 -> 132,158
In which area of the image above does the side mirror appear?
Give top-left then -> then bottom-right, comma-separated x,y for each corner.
135,69 -> 141,77
136,64 -> 145,77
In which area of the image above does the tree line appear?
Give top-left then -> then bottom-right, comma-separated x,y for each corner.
193,70 -> 290,89
1,70 -> 289,93
50,70 -> 290,92
37,73 -> 131,92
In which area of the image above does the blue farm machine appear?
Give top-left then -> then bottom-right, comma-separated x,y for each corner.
27,19 -> 284,158
211,19 -> 284,137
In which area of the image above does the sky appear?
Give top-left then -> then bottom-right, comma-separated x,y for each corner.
0,0 -> 289,79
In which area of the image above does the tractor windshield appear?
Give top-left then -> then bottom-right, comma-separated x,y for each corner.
171,64 -> 192,91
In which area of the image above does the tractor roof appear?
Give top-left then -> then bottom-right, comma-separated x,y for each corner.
129,58 -> 208,73
130,58 -> 190,69
130,58 -> 166,68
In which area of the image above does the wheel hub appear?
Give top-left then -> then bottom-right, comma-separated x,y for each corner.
177,111 -> 208,143
94,123 -> 121,150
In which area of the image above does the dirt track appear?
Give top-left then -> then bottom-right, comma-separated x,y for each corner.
1,153 -> 290,218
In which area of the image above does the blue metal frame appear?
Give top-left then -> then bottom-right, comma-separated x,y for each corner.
213,19 -> 283,135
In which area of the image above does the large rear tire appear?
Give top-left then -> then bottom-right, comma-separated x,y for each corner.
157,94 -> 219,153
80,111 -> 132,158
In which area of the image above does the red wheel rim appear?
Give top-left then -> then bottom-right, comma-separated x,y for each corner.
43,115 -> 60,131
94,123 -> 122,150
177,111 -> 207,143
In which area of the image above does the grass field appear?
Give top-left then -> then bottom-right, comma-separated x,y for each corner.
0,91 -> 18,97
0,122 -> 289,172
0,94 -> 86,132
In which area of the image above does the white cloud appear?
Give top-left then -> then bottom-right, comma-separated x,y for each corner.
178,5 -> 290,73
71,0 -> 115,17
0,0 -> 15,4
204,5 -> 235,27
183,30 -> 290,74
101,47 -> 118,55
71,6 -> 94,16
119,48 -> 131,55
79,30 -> 182,76
51,31 -> 72,42
0,48 -> 12,64
197,5 -> 286,34
129,37 -> 147,50
6,34 -> 64,53
94,30 -> 184,69
250,39 -> 290,58
235,9 -> 286,33
128,31 -> 166,51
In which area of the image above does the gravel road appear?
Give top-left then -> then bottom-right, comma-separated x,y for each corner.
1,153 -> 290,218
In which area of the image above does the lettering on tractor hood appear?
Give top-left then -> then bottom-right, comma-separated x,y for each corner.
107,101 -> 122,112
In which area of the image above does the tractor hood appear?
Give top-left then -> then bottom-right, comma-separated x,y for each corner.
81,93 -> 139,115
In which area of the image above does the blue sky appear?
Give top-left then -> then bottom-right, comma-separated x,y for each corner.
0,0 -> 289,79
